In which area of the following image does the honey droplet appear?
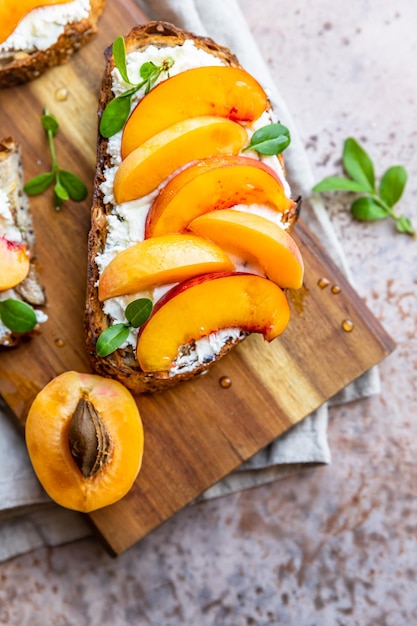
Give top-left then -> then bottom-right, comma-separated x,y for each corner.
287,284 -> 309,314
342,319 -> 354,332
317,277 -> 330,289
331,284 -> 341,294
55,87 -> 68,101
55,338 -> 65,347
219,376 -> 232,389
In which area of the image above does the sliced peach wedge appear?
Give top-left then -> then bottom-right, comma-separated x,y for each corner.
136,272 -> 290,373
121,66 -> 268,158
0,0 -> 72,44
188,210 -> 304,289
98,234 -> 234,301
113,117 -> 248,204
145,155 -> 295,238
0,236 -> 30,291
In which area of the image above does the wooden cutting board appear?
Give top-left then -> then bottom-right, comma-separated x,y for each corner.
0,0 -> 395,555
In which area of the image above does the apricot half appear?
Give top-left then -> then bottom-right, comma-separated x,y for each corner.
98,233 -> 234,301
145,155 -> 295,237
25,371 -> 144,513
189,210 -> 304,289
121,66 -> 268,158
0,0 -> 72,44
136,272 -> 290,372
0,236 -> 30,290
113,116 -> 248,204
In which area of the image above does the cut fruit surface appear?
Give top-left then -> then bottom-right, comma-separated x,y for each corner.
25,371 -> 144,513
145,155 -> 294,238
121,66 -> 268,158
0,0 -> 72,44
114,117 -> 248,204
0,236 -> 30,290
137,272 -> 290,372
98,234 -> 234,301
189,210 -> 304,289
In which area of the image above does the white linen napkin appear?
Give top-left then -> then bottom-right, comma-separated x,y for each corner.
0,0 -> 380,562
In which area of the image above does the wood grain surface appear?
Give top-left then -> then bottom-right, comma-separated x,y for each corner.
0,0 -> 395,555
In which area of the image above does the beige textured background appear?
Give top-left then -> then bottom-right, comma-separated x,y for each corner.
1,1 -> 416,624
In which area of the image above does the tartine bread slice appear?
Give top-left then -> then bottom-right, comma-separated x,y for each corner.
85,21 -> 300,394
0,0 -> 106,89
0,137 -> 46,348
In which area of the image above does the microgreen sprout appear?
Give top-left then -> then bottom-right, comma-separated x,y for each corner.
24,110 -> 88,211
313,137 -> 414,237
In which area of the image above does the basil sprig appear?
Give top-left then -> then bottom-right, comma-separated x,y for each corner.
313,138 -> 414,236
244,123 -> 291,156
24,110 -> 88,211
0,299 -> 37,333
96,298 -> 153,357
100,36 -> 174,138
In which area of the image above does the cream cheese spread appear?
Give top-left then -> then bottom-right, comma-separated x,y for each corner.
0,188 -> 21,242
0,187 -> 47,343
0,0 -> 91,54
97,41 -> 293,372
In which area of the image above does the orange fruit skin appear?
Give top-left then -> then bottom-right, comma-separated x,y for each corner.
145,155 -> 295,238
113,116 -> 248,204
121,66 -> 268,158
98,234 -> 234,301
188,209 -> 304,289
137,272 -> 290,372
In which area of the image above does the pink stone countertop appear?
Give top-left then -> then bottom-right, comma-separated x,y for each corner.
1,1 -> 416,624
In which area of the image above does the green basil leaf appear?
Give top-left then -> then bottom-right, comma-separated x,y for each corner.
54,181 -> 69,201
112,36 -> 131,84
23,172 -> 54,195
140,61 -> 158,81
125,298 -> 153,328
343,138 -> 375,192
395,215 -> 415,235
379,165 -> 408,208
59,170 -> 88,201
96,323 -> 130,357
312,176 -> 367,193
0,299 -> 37,333
41,113 -> 59,136
244,123 -> 291,156
100,94 -> 132,137
350,197 -> 387,222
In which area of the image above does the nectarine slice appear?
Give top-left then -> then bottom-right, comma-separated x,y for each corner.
98,234 -> 234,301
25,371 -> 144,513
0,1 -> 72,44
113,117 -> 248,204
121,66 -> 268,158
145,155 -> 295,237
137,272 -> 290,372
0,236 -> 30,290
189,210 -> 304,289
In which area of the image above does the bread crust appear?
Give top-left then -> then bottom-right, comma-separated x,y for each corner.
85,21 -> 297,394
0,137 -> 46,348
0,0 -> 106,89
